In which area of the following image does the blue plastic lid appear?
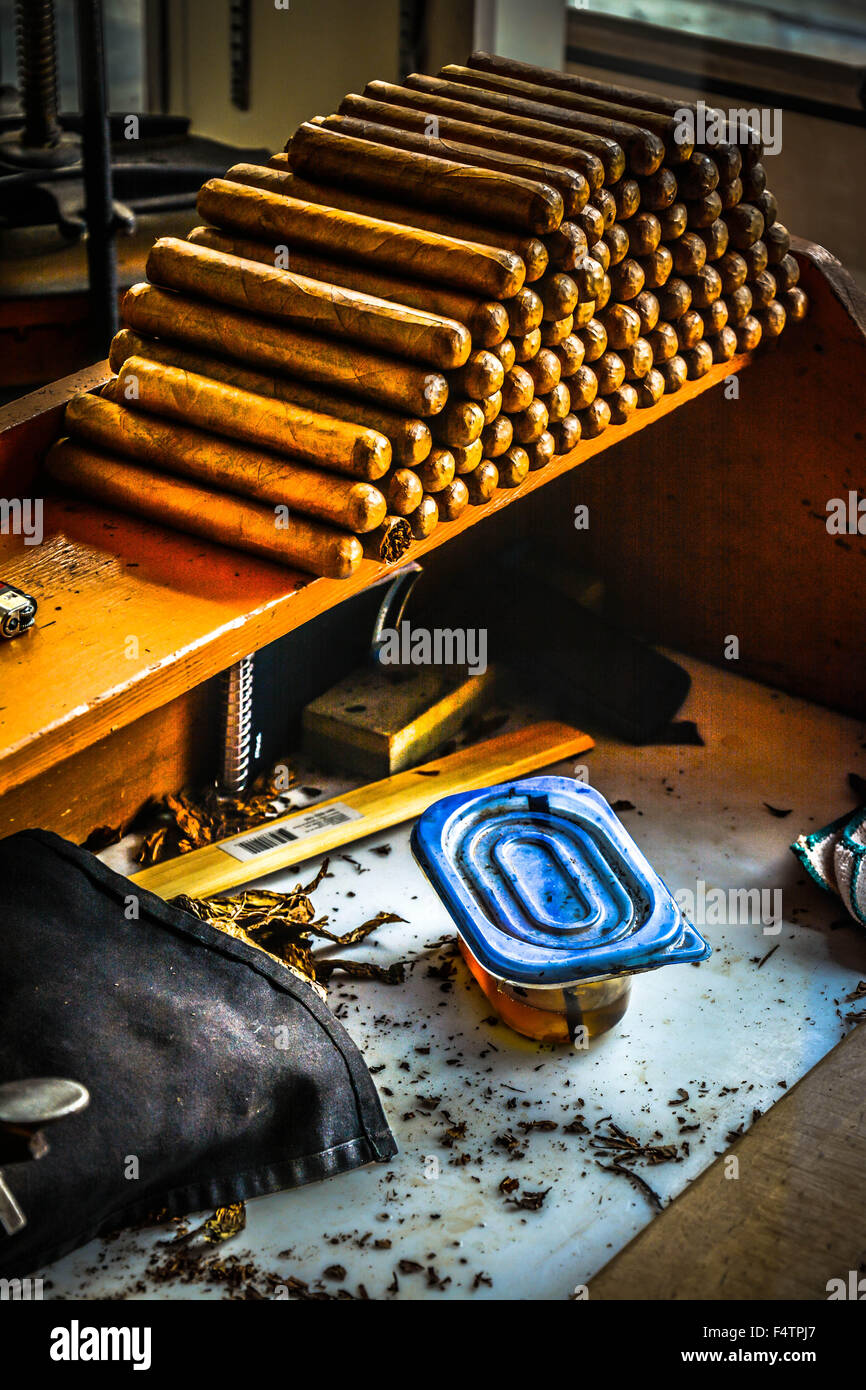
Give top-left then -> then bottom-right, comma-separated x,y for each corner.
411,776 -> 710,986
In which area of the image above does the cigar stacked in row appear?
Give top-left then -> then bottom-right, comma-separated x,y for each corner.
47,51 -> 806,578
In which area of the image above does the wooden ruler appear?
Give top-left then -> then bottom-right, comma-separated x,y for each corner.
132,721 -> 593,900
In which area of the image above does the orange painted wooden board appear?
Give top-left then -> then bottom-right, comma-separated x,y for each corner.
0,351 -> 749,798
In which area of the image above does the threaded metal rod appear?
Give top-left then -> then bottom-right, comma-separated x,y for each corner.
15,0 -> 62,150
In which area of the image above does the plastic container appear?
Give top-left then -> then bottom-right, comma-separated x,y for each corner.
411,776 -> 710,1044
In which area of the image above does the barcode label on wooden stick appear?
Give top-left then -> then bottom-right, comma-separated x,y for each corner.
219,803 -> 363,862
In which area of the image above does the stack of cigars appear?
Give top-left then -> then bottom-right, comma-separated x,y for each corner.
47,51 -> 808,580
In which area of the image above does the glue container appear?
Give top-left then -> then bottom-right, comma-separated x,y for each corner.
411,776 -> 710,1044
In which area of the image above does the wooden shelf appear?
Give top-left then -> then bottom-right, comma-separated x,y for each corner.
0,351 -> 750,799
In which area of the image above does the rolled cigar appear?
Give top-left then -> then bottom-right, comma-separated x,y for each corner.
635,367 -> 665,407
579,398 -> 612,438
540,381 -> 571,422
109,352 -> 392,481
750,269 -> 777,310
508,286 -> 544,334
696,219 -> 729,259
389,467 -> 425,517
436,65 -> 668,173
497,445 -> 531,487
554,333 -> 585,376
546,220 -> 589,270
774,253 -> 800,292
717,250 -> 749,292
756,189 -> 777,228
724,203 -> 764,250
576,318 -> 607,361
512,328 -> 541,362
188,225 -> 509,348
501,365 -> 535,412
718,178 -> 743,211
658,355 -> 688,393
711,325 -> 738,362
675,309 -> 704,350
572,299 -> 596,328
438,477 -> 470,520
570,254 -> 604,300
288,121 -> 564,234
341,89 -> 604,192
363,80 -> 610,188
538,271 -> 579,320
696,299 -> 728,335
607,384 -> 638,425
724,286 -> 753,325
782,286 -> 808,323
647,321 -> 679,363
683,340 -> 714,379
672,232 -> 707,277
686,191 -> 723,229
479,390 -> 502,425
591,237 -> 611,272
764,222 -> 790,265
576,204 -> 605,243
595,274 -> 612,311
756,300 -> 786,339
592,187 -> 617,229
364,515 -> 412,564
599,303 -> 641,349
636,247 -> 672,291
122,283 -> 449,418
317,109 -> 589,215
676,153 -> 719,199
398,72 -> 627,180
687,265 -> 723,308
410,494 -> 439,540
67,392 -> 388,534
741,240 -> 769,277
540,314 -> 574,346
481,414 -> 513,457
511,398 -> 549,443
742,162 -> 766,199
452,438 -> 484,473
466,458 -> 499,504
525,347 -> 561,395
628,211 -> 661,256
637,169 -> 678,211
47,438 -> 363,578
620,338 -> 654,379
198,178 -> 524,299
569,364 -> 599,409
551,414 -> 581,454
658,202 -> 688,241
494,338 -> 516,372
147,236 -> 470,370
526,431 -> 555,470
713,144 -> 742,182
610,177 -> 641,219
434,398 -> 485,446
605,224 -> 630,266
466,52 -> 712,151
415,448 -> 456,493
260,161 -> 549,283
595,351 -> 625,395
633,289 -> 660,334
109,328 -> 432,468
449,349 -> 505,400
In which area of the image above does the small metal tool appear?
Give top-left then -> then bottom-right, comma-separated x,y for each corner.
0,580 -> 38,639
0,1077 -> 89,1235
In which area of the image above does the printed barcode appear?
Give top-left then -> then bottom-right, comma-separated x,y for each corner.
235,825 -> 298,854
219,802 -> 363,862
